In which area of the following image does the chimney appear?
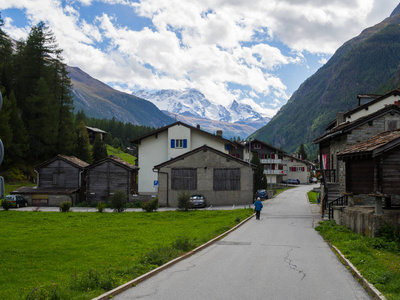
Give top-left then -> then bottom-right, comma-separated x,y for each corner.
336,112 -> 344,126
216,130 -> 223,137
196,124 -> 201,129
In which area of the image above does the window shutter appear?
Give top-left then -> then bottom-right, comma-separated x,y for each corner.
302,167 -> 305,172
171,139 -> 175,148
225,144 -> 230,150
183,139 -> 187,148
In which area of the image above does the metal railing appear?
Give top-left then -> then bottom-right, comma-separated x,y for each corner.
328,194 -> 348,220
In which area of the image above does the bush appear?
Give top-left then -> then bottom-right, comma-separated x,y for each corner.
1,199 -> 14,211
110,190 -> 127,212
126,201 -> 143,208
59,201 -> 71,212
142,197 -> 159,212
96,202 -> 106,213
177,191 -> 192,211
172,236 -> 196,252
74,201 -> 88,207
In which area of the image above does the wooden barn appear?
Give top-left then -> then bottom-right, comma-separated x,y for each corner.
12,155 -> 89,206
84,155 -> 139,203
337,129 -> 400,204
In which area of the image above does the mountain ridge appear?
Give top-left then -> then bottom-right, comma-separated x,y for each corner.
252,6 -> 400,155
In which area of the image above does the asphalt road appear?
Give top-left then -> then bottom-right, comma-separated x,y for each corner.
114,185 -> 371,300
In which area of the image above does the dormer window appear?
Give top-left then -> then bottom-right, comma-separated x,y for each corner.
254,143 -> 261,149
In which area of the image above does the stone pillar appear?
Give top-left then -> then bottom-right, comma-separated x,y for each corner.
375,196 -> 383,216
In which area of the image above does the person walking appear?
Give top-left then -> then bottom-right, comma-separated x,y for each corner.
254,197 -> 263,220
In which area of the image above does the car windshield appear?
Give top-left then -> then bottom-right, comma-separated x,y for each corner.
5,195 -> 13,200
190,195 -> 203,199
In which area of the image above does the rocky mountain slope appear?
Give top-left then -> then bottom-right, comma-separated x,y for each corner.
133,89 -> 270,130
67,66 -> 174,127
252,3 -> 400,156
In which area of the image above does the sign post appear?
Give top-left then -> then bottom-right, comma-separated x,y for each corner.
154,180 -> 159,193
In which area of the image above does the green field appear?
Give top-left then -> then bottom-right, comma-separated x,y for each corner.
0,209 -> 253,299
106,145 -> 136,165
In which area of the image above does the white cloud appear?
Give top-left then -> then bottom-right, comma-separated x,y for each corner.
0,0 -> 398,119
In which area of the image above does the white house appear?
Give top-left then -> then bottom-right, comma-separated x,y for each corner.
129,121 -> 234,195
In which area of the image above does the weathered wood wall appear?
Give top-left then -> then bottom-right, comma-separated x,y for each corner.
382,145 -> 400,195
86,161 -> 131,203
38,159 -> 81,188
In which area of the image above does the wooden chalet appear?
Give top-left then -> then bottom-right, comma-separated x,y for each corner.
86,126 -> 107,144
84,155 -> 139,203
12,155 -> 89,206
337,129 -> 400,204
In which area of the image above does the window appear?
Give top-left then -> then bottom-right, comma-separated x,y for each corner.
213,168 -> 240,191
171,168 -> 197,190
171,139 -> 187,149
254,143 -> 261,149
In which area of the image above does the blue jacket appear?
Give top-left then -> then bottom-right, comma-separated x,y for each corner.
254,200 -> 263,211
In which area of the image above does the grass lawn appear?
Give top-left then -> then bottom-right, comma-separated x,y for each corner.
0,209 -> 253,299
106,145 -> 136,165
316,221 -> 400,300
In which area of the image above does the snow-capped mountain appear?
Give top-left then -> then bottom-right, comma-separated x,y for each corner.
132,89 -> 270,128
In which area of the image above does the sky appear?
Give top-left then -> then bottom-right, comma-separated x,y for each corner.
0,0 -> 399,118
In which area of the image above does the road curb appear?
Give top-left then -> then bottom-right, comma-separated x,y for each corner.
92,212 -> 255,300
329,244 -> 387,300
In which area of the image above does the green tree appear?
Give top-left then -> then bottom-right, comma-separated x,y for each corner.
298,143 -> 308,160
251,153 -> 266,192
75,120 -> 92,163
25,77 -> 57,161
92,133 -> 108,161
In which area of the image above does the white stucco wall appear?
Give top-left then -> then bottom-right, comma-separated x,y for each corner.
138,124 -> 230,194
138,130 -> 168,194
191,131 -> 228,153
346,95 -> 400,121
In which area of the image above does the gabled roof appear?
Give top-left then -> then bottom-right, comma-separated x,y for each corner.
153,145 -> 256,169
243,139 -> 286,154
129,121 -> 235,147
337,129 -> 400,159
314,104 -> 400,144
86,155 -> 139,171
35,154 -> 89,170
344,89 -> 400,119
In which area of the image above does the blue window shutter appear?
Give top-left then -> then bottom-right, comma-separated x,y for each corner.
183,139 -> 187,148
171,139 -> 175,148
225,144 -> 230,150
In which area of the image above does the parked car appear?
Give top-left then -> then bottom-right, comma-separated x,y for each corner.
310,177 -> 318,183
282,179 -> 300,185
189,195 -> 207,208
256,189 -> 267,199
5,194 -> 28,208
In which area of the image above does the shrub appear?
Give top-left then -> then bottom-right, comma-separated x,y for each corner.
172,236 -> 196,252
110,190 -> 127,212
74,201 -> 88,207
177,191 -> 192,211
1,199 -> 14,211
96,202 -> 106,213
59,201 -> 71,212
142,197 -> 159,212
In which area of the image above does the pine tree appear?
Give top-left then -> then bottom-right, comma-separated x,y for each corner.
0,91 -> 13,167
6,91 -> 28,166
75,120 -> 92,163
0,14 -> 13,95
251,153 -> 267,191
25,77 -> 57,161
92,133 -> 108,162
298,143 -> 308,160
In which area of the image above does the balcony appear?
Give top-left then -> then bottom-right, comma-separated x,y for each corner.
260,158 -> 282,164
264,169 -> 286,175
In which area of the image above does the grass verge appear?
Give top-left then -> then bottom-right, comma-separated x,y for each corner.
307,190 -> 318,204
316,221 -> 400,300
0,209 -> 252,299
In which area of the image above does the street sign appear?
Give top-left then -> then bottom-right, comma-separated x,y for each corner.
154,180 -> 159,186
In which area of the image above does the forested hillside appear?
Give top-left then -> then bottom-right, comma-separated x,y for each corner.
252,8 -> 400,158
0,19 -> 153,180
